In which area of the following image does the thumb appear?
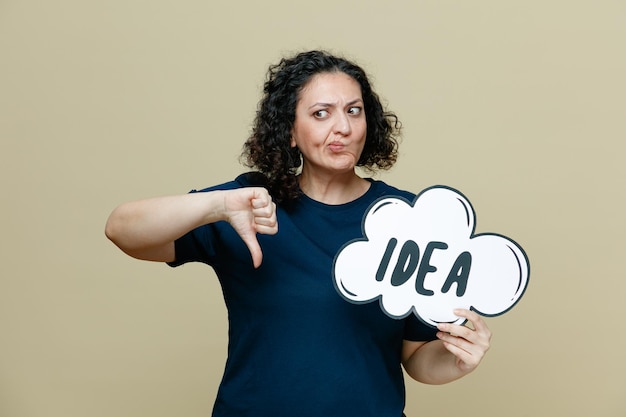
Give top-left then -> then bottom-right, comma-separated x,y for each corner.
241,232 -> 263,269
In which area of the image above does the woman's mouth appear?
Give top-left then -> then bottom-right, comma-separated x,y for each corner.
328,142 -> 345,152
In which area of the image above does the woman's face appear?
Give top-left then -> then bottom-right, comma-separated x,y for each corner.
291,71 -> 367,176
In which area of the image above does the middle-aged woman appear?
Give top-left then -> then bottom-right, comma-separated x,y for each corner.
105,50 -> 492,417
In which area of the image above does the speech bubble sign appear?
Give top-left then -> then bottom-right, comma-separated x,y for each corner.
332,185 -> 529,327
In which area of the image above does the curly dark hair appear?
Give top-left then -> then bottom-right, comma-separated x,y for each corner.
241,50 -> 401,205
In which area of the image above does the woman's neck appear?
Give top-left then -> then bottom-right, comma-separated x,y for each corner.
298,169 -> 371,205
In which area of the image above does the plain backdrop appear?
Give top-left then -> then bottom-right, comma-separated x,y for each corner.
1,1 -> 624,416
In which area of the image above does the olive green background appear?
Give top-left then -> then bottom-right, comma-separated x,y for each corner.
1,1 -> 624,416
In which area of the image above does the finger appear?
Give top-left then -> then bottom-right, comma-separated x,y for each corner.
440,338 -> 472,363
255,223 -> 278,235
241,233 -> 263,269
437,322 -> 483,354
453,309 -> 492,339
254,216 -> 276,227
252,200 -> 276,219
437,330 -> 473,354
250,189 -> 272,209
437,333 -> 485,371
251,198 -> 271,212
254,211 -> 277,234
442,340 -> 481,371
453,308 -> 479,325
252,205 -> 276,222
252,200 -> 277,235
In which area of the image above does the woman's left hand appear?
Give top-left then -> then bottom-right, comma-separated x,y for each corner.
436,309 -> 492,373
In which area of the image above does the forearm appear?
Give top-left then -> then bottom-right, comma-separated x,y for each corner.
403,310 -> 491,385
105,191 -> 226,260
403,340 -> 471,385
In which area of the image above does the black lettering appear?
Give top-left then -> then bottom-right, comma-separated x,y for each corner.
390,240 -> 420,287
441,251 -> 472,297
415,241 -> 448,296
376,238 -> 398,282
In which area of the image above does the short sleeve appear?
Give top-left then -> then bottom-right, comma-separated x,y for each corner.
166,223 -> 217,267
403,314 -> 438,342
165,189 -> 218,268
165,173 -> 266,268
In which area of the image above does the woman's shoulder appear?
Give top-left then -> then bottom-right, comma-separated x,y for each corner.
235,171 -> 269,187
368,179 -> 416,202
190,172 -> 268,193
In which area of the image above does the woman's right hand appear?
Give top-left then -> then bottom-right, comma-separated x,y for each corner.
106,187 -> 277,266
222,187 -> 278,268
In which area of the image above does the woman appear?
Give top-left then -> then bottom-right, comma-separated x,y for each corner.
105,50 -> 491,417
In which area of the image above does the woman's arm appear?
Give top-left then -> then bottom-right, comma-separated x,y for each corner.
402,309 -> 491,385
104,187 -> 277,267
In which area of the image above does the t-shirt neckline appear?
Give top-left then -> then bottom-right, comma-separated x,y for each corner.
297,178 -> 380,211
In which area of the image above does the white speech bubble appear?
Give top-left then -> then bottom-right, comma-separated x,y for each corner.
332,186 -> 530,327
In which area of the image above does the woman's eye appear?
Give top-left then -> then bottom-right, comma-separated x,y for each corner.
314,110 -> 329,118
348,106 -> 362,115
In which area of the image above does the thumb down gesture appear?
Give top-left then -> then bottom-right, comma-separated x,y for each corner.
223,187 -> 278,268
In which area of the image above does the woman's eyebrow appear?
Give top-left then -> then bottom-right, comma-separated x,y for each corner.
307,98 -> 363,110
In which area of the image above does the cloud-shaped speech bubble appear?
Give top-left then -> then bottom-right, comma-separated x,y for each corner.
332,186 -> 529,327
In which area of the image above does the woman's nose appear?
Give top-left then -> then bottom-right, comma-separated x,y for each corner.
333,113 -> 352,135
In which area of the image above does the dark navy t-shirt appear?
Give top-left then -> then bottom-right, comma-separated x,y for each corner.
169,173 -> 437,417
